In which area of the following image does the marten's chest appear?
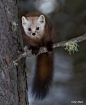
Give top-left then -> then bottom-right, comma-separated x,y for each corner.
36,38 -> 44,47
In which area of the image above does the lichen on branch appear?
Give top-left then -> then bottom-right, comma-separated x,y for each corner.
64,41 -> 79,55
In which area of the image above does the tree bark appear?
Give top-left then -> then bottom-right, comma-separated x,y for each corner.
0,0 -> 28,105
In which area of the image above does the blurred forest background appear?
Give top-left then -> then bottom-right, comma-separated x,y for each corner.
18,0 -> 86,105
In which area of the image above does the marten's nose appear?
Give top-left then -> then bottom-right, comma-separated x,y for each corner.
32,33 -> 36,36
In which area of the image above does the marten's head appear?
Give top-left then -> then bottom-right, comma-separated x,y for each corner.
22,15 -> 45,39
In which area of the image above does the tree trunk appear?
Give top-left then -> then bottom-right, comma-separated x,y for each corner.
0,0 -> 28,105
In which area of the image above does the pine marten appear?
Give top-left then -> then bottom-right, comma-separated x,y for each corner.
22,11 -> 56,100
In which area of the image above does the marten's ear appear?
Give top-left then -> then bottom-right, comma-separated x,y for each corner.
38,15 -> 45,26
22,16 -> 28,26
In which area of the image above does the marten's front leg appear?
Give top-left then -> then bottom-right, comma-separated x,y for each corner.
29,46 -> 39,55
46,41 -> 53,53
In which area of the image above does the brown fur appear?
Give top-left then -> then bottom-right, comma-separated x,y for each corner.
23,11 -> 56,46
22,11 -> 56,99
32,53 -> 54,99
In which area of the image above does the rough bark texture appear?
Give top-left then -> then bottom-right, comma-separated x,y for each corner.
0,0 -> 28,105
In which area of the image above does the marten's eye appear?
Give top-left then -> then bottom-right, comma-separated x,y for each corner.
36,27 -> 39,30
28,28 -> 31,31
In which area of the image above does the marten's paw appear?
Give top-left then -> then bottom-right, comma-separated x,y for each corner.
46,42 -> 53,52
32,47 -> 39,55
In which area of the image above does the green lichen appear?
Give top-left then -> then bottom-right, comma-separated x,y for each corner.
12,21 -> 18,31
5,6 -> 10,14
65,41 -> 79,55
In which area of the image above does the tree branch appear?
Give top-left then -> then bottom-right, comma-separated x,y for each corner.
15,33 -> 86,61
0,33 -> 86,72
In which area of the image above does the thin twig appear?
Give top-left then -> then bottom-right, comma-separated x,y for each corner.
0,33 -> 86,72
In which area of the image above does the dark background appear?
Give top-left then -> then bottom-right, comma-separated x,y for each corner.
18,0 -> 86,105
